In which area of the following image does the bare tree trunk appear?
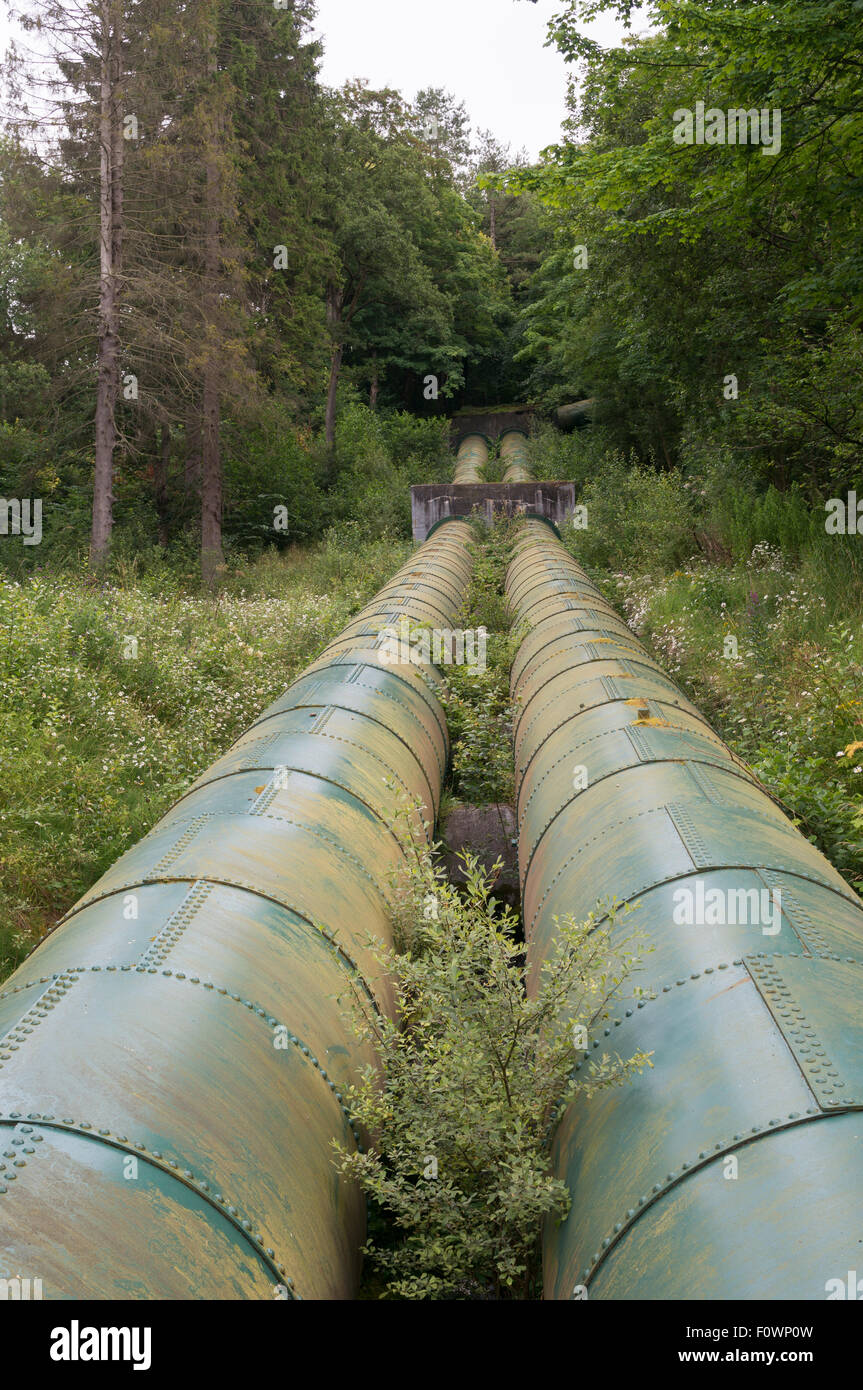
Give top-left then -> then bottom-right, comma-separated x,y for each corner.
369,354 -> 379,410
185,403 -> 202,495
325,344 -> 343,448
91,0 -> 123,568
155,422 -> 171,547
325,283 -> 344,447
200,35 -> 223,588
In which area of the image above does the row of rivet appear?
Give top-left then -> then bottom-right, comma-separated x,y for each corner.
138,881 -> 215,968
528,849 -> 859,944
758,870 -> 836,957
251,681 -> 446,780
6,965 -> 362,1143
0,974 -> 78,1066
47,881 -> 384,1012
154,807 -> 393,908
512,628 -> 657,698
514,666 -> 688,748
150,814 -> 214,872
170,758 -> 411,855
515,695 -> 716,797
570,1106 -> 844,1295
0,1117 -> 299,1298
747,955 -> 858,1107
517,716 -> 736,831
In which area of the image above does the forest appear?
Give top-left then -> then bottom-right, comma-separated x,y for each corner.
2,0 -> 863,1305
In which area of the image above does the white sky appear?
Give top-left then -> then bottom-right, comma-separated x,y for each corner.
0,1 -> 653,161
313,0 -> 651,158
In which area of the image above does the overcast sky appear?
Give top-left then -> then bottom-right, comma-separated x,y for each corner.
313,0 -> 650,158
0,1 -> 652,161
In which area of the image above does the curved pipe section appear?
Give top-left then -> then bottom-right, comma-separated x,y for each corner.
0,521 -> 474,1300
453,432 -> 488,483
507,518 -> 863,1300
500,428 -> 532,483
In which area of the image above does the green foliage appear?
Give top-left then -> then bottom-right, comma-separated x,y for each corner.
571,449 -> 696,570
326,402 -> 450,542
0,534 -> 407,980
443,655 -> 516,806
442,522 -> 518,805
334,838 -> 649,1299
503,0 -> 863,510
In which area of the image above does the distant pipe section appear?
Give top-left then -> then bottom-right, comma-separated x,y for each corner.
507,518 -> 863,1300
500,429 -> 532,483
453,433 -> 488,483
0,521 -> 475,1299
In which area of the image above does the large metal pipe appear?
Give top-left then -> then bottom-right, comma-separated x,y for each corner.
507,518 -> 863,1300
453,432 -> 488,483
500,428 -> 532,483
0,520 -> 474,1299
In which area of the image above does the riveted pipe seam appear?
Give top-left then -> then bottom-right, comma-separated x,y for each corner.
569,1106 -> 851,1295
0,1117 -> 298,1293
248,685 -> 447,784
152,763 -> 418,862
508,518 -> 863,1300
40,874 -> 390,1012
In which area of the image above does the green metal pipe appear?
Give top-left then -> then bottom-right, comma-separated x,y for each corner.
500,428 -> 532,483
507,518 -> 863,1300
0,521 -> 475,1299
453,432 -> 488,483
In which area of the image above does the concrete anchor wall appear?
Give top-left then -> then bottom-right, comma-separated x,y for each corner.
410,482 -> 576,544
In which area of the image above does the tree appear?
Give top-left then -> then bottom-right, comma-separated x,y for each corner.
503,0 -> 863,490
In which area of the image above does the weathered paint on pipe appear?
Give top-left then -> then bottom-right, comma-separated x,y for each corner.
507,518 -> 863,1300
500,429 -> 532,483
0,521 -> 474,1300
453,433 -> 488,483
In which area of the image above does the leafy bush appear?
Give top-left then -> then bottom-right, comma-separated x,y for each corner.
334,837 -> 649,1299
571,452 -> 696,571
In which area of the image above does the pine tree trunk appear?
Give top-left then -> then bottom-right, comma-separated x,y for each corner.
325,283 -> 344,447
91,0 -> 123,568
200,38 -> 223,588
155,422 -> 171,547
185,404 -> 202,496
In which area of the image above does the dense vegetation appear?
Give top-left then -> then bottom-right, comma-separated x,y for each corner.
0,0 -> 545,576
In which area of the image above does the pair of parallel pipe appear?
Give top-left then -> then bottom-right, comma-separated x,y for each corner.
453,429 -> 531,484
507,518 -> 863,1299
0,520 -> 474,1299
